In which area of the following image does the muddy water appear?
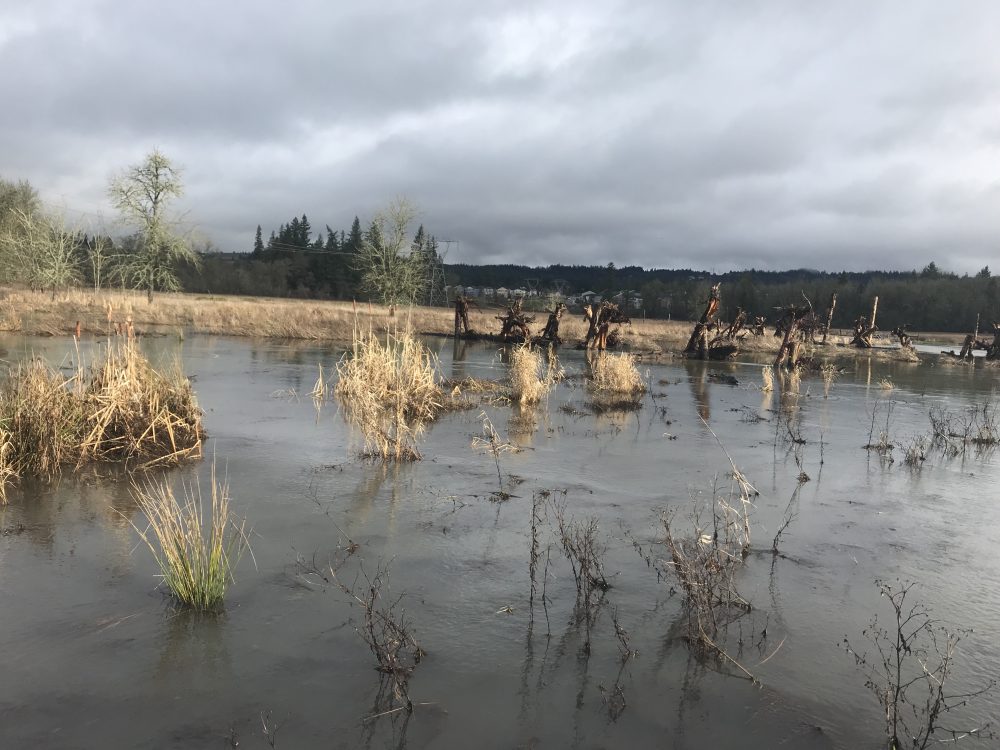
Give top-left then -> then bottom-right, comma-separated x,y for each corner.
1,335 -> 999,749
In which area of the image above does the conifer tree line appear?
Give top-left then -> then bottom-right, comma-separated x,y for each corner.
2,149 -> 999,333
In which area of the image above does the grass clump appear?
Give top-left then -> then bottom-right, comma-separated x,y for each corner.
508,344 -> 552,405
79,339 -> 203,467
0,427 -> 16,504
589,352 -> 646,395
335,328 -> 442,461
0,338 -> 203,483
0,360 -> 84,478
130,463 -> 250,610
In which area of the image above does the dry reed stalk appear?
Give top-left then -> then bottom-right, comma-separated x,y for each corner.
589,352 -> 646,395
130,462 -> 251,610
0,426 -> 17,503
508,344 -> 551,404
334,328 -> 442,461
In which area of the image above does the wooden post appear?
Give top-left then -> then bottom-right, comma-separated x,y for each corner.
821,293 -> 837,344
869,296 -> 879,332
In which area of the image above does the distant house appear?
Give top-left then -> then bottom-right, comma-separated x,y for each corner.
496,287 -> 510,298
482,287 -> 495,299
511,288 -> 527,298
613,290 -> 644,311
579,291 -> 601,304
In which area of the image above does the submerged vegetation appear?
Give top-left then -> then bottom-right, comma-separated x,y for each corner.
130,463 -> 251,610
334,328 -> 443,461
0,338 -> 203,497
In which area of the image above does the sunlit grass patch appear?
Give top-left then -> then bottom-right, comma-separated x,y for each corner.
588,352 -> 646,396
335,328 -> 442,461
0,338 -> 203,481
130,463 -> 251,611
508,344 -> 551,405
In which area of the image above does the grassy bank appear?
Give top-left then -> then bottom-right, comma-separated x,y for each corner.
0,287 -> 928,360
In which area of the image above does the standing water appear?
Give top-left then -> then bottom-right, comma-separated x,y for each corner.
0,334 -> 997,749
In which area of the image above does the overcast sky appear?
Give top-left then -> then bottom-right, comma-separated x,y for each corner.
2,0 -> 998,273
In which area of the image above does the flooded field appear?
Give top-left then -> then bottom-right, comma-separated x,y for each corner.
1,334 -> 998,749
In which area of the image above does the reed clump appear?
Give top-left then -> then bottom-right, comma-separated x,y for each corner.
0,426 -> 17,504
0,360 -> 84,478
589,352 -> 646,395
0,338 -> 203,482
79,339 -> 203,467
335,328 -> 442,461
130,463 -> 250,610
508,344 -> 552,405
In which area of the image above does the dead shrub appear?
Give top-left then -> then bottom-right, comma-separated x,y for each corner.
929,400 -> 1000,455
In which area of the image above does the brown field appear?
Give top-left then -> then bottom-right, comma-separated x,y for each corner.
0,287 -> 945,361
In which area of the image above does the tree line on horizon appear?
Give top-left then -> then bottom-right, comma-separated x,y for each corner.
2,151 -> 998,334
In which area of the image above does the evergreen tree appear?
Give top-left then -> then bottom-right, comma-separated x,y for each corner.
252,225 -> 264,257
300,214 -> 312,247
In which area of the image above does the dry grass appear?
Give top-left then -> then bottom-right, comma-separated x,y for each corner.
0,359 -> 84,478
334,327 -> 443,461
130,462 -> 250,610
508,344 -> 552,405
0,426 -> 16,504
589,352 -> 646,395
79,339 -> 203,467
0,338 -> 203,481
0,287 -> 945,363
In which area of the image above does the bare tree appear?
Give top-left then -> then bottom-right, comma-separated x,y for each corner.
357,197 -> 428,306
0,208 -> 82,294
108,149 -> 199,302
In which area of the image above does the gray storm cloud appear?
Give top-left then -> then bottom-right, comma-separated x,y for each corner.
1,0 -> 998,273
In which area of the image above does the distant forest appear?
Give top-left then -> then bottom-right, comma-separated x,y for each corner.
3,169 -> 996,334
179,217 -> 998,333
